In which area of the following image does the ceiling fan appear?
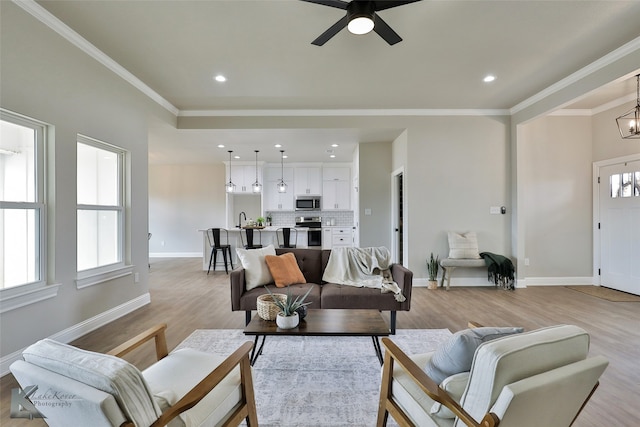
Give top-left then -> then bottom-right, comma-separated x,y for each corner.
300,0 -> 422,46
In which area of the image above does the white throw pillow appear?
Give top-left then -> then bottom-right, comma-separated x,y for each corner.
448,231 -> 481,259
236,245 -> 276,290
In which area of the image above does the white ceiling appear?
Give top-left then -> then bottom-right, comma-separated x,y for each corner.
34,0 -> 640,164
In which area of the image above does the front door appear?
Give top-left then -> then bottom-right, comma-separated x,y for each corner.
599,159 -> 640,295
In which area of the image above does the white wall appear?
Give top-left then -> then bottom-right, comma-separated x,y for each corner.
519,116 -> 594,278
149,163 -> 227,255
0,2 -> 173,358
592,102 -> 640,161
406,117 -> 512,279
359,142 -> 392,249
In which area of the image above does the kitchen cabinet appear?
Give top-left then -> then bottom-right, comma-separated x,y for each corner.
263,167 -> 294,211
322,167 -> 350,210
294,167 -> 322,195
322,167 -> 350,182
322,180 -> 351,210
322,227 -> 353,249
229,165 -> 261,193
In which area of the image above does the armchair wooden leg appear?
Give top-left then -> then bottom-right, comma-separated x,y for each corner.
377,350 -> 393,427
240,356 -> 259,426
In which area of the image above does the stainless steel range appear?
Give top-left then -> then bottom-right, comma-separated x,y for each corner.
295,216 -> 322,247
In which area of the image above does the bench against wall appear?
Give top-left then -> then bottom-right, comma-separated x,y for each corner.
439,258 -> 486,290
439,231 -> 485,290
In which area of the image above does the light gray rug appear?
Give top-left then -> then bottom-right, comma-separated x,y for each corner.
175,328 -> 452,427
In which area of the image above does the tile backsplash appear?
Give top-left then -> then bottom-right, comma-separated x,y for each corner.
267,211 -> 354,227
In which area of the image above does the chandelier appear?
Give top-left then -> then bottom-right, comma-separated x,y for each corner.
616,74 -> 640,139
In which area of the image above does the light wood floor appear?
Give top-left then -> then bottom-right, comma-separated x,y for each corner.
2,258 -> 639,426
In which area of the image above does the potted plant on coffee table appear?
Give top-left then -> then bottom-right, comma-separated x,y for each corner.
427,253 -> 440,290
266,285 -> 314,329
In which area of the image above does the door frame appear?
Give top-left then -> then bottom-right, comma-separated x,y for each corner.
391,166 -> 407,267
592,152 -> 640,285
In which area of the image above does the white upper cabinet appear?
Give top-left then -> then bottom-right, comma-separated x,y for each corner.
322,167 -> 350,182
263,166 -> 294,211
294,167 -> 322,196
322,166 -> 351,210
229,165 -> 261,193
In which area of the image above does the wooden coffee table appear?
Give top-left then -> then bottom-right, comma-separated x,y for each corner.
243,309 -> 391,366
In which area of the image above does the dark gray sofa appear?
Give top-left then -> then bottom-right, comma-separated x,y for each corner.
230,248 -> 413,333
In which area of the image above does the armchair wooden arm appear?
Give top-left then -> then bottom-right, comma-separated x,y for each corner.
107,323 -> 169,360
151,341 -> 257,427
110,324 -> 257,427
377,337 -> 499,427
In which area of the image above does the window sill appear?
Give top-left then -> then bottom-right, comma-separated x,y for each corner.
76,265 -> 134,289
0,282 -> 61,314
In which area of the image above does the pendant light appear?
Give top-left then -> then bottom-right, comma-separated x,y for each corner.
277,150 -> 287,193
616,74 -> 640,139
225,150 -> 236,193
252,150 -> 262,193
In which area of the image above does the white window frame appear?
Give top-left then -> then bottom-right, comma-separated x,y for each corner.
75,135 -> 132,289
0,109 -> 59,313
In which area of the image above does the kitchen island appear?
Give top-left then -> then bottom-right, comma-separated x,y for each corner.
198,227 -> 311,271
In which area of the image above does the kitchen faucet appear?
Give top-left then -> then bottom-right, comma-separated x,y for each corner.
238,211 -> 246,228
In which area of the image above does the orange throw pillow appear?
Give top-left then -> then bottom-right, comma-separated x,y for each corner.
264,253 -> 306,288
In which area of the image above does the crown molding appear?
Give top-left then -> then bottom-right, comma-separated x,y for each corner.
12,0 -> 179,116
510,35 -> 640,115
178,108 -> 510,117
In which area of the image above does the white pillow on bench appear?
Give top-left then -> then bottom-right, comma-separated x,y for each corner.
448,231 -> 481,259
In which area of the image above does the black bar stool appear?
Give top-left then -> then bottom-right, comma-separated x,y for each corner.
240,228 -> 263,249
206,228 -> 234,274
276,227 -> 298,248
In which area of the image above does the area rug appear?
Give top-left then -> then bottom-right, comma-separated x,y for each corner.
566,285 -> 640,302
175,328 -> 452,427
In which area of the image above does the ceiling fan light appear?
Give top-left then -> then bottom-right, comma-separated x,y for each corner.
348,16 -> 374,35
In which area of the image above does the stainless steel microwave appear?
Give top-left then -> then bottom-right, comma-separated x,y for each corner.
295,196 -> 321,211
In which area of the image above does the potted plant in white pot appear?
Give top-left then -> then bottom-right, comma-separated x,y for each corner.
266,285 -> 314,329
427,253 -> 440,290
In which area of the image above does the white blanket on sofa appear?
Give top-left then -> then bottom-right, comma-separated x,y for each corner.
322,247 -> 406,302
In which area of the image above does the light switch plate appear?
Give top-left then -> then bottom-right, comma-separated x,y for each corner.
490,206 -> 501,214
364,209 -> 372,216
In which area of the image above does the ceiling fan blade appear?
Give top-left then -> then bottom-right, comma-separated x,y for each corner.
311,15 -> 349,46
373,14 -> 402,45
375,0 -> 422,12
299,0 -> 348,10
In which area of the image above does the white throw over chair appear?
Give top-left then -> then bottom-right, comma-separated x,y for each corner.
10,323 -> 258,427
377,324 -> 608,427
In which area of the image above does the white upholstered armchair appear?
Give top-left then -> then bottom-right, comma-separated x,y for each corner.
10,323 -> 258,427
377,324 -> 608,427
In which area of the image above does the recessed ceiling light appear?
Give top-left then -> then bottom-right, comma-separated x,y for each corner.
217,144 -> 225,148
483,75 -> 496,83
234,155 -> 240,159
214,74 -> 226,82
331,144 -> 339,147
274,144 -> 282,148
330,154 -> 336,158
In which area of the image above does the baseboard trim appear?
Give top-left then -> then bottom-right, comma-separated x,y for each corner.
414,277 -> 497,288
150,252 -> 201,258
519,277 -> 594,286
1,293 -> 151,377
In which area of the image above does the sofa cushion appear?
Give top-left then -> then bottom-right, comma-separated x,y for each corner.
425,327 -> 523,384
143,348 -> 242,427
447,231 -> 481,259
321,283 -> 402,310
236,245 -> 276,290
265,252 -> 307,288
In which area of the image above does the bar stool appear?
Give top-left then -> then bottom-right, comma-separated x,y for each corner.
206,228 -> 233,274
276,227 -> 298,248
240,228 -> 263,249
